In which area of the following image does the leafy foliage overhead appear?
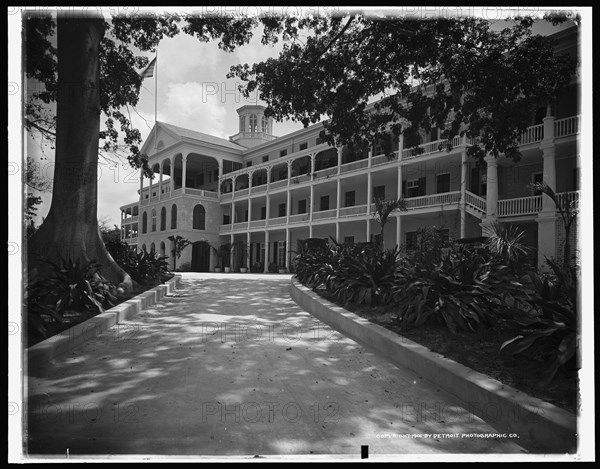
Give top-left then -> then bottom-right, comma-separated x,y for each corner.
228,12 -> 578,162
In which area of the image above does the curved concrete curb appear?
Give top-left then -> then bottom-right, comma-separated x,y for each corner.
27,275 -> 182,371
290,278 -> 577,454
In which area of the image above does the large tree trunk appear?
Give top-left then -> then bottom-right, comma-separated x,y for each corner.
28,14 -> 132,293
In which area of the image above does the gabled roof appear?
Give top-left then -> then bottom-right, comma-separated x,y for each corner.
157,121 -> 246,151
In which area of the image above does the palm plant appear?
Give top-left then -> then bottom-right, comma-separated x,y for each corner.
528,181 -> 578,269
372,197 -> 407,249
168,235 -> 190,271
485,221 -> 532,274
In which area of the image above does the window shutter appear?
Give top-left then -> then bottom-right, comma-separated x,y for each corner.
470,167 -> 480,194
418,177 -> 427,196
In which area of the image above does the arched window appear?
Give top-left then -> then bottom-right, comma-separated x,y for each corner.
193,204 -> 206,230
249,114 -> 257,133
160,241 -> 165,257
160,206 -> 167,231
261,115 -> 268,133
171,204 -> 177,229
142,212 -> 147,234
239,115 -> 246,132
150,242 -> 155,253
151,209 -> 157,232
141,244 -> 147,252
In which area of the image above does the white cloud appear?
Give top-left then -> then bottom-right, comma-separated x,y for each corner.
164,81 -> 228,137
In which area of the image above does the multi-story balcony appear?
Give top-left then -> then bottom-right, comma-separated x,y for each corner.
125,114 -> 579,241
219,115 -> 580,203
497,190 -> 580,218
218,188 -> 580,234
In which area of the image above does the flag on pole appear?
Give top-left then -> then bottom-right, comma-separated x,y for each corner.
140,56 -> 157,79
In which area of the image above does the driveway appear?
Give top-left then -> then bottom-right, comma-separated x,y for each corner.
26,274 -> 526,457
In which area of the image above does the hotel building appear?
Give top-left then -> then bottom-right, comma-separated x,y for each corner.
119,27 -> 580,273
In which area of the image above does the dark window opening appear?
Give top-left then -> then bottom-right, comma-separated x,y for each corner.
345,191 -> 355,207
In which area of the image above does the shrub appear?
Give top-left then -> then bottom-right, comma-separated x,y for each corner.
294,240 -> 399,306
130,250 -> 171,285
26,258 -> 117,339
500,258 -> 579,383
393,244 -> 506,333
106,241 -> 171,285
404,226 -> 452,265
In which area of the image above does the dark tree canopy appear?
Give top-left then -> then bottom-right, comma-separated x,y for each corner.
228,12 -> 578,162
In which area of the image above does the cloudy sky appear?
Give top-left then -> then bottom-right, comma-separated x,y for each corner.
14,6 -> 588,228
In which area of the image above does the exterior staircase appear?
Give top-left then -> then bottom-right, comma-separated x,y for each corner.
464,191 -> 487,219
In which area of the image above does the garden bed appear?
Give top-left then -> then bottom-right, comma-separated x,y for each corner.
317,289 -> 579,415
25,274 -> 175,348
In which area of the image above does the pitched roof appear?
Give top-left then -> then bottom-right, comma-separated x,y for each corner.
157,121 -> 246,151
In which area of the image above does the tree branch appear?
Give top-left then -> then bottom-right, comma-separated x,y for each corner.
318,16 -> 354,58
26,119 -> 56,137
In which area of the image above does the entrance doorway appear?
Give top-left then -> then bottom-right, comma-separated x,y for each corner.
191,241 -> 211,272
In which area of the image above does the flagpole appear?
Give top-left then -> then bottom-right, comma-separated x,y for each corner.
154,50 -> 158,150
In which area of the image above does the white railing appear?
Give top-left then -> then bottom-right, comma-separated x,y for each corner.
185,188 -> 204,196
405,191 -> 461,210
289,213 -> 309,224
234,188 -> 249,198
186,188 -> 218,198
518,123 -> 544,145
122,215 -> 139,224
233,222 -> 248,231
371,154 -> 397,167
464,191 -> 487,213
312,209 -> 337,220
220,192 -> 233,201
497,195 -> 542,217
555,116 -> 580,138
231,131 -> 277,141
220,224 -> 232,232
249,219 -> 266,228
290,174 -> 311,185
340,159 -> 369,174
270,180 -> 288,190
251,185 -> 267,194
269,216 -> 287,226
313,167 -> 337,179
402,136 -> 463,160
339,204 -> 368,217
555,191 -> 580,210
